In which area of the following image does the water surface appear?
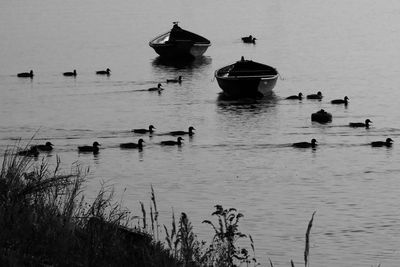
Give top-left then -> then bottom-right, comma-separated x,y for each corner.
1,0 -> 400,266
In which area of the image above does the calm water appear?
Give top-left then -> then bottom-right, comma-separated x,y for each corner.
2,0 -> 400,266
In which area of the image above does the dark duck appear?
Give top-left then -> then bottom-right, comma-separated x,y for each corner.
292,139 -> 317,148
331,96 -> 349,105
17,70 -> 34,78
63,69 -> 77,77
169,126 -> 195,136
160,137 -> 184,146
286,93 -> 303,100
311,109 -> 332,123
349,119 -> 372,128
120,139 -> 145,149
132,125 -> 155,134
242,35 -> 256,43
371,138 -> 393,147
148,83 -> 164,91
78,142 -> 100,153
96,68 -> 111,75
34,142 -> 54,151
307,91 -> 323,100
18,146 -> 39,157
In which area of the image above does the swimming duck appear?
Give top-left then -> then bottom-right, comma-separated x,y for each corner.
132,125 -> 155,134
167,76 -> 182,83
17,70 -> 34,78
169,126 -> 195,136
78,142 -> 100,153
331,96 -> 349,105
63,70 -> 77,76
349,119 -> 372,128
17,146 -> 39,157
120,139 -> 145,149
307,91 -> 323,100
160,137 -> 184,146
148,83 -> 164,91
292,139 -> 317,148
286,93 -> 303,100
371,138 -> 393,147
242,35 -> 256,43
311,109 -> 332,123
96,68 -> 111,75
34,142 -> 54,151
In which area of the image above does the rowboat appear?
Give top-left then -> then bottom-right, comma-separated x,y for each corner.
149,22 -> 211,58
215,57 -> 279,98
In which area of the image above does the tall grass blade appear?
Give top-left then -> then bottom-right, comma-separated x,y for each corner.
305,211 -> 316,267
151,185 -> 159,240
269,258 -> 274,267
140,201 -> 146,230
150,205 -> 155,237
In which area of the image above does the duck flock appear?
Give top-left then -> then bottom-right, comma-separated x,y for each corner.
15,90 -> 393,158
14,68 -> 189,157
17,69 -> 111,78
16,69 -> 181,93
286,91 -> 393,149
15,70 -> 393,156
16,125 -> 195,157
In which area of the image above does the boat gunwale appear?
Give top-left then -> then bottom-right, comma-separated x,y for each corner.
214,63 -> 279,80
149,31 -> 170,46
150,42 -> 211,47
149,29 -> 211,46
215,73 -> 279,80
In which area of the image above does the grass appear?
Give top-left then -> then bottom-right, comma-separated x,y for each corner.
0,144 -> 322,267
0,148 -> 178,266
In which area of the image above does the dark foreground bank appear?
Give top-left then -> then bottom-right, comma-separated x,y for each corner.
0,145 -> 319,267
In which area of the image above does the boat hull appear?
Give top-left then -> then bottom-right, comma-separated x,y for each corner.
150,43 -> 210,58
216,76 -> 278,97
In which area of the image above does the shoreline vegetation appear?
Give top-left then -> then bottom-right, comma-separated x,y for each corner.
1,145 -> 321,267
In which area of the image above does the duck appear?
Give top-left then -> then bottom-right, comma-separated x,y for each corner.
17,70 -> 34,78
132,125 -> 155,134
63,69 -> 77,76
148,83 -> 164,91
242,35 -> 256,43
331,96 -> 349,105
167,76 -> 182,83
33,142 -> 54,151
161,137 -> 184,146
286,93 -> 303,100
120,139 -> 145,149
349,119 -> 372,128
292,139 -> 317,148
371,138 -> 393,147
17,146 -> 39,157
78,142 -> 100,153
96,68 -> 111,75
169,126 -> 195,136
311,109 -> 332,123
307,91 -> 323,100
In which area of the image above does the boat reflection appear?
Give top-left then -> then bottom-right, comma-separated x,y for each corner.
216,92 -> 278,114
151,56 -> 211,70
